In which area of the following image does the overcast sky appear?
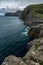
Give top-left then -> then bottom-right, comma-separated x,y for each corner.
0,0 -> 43,10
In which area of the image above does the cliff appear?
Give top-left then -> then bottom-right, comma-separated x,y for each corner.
20,4 -> 43,26
20,4 -> 43,19
5,10 -> 22,17
20,4 -> 43,38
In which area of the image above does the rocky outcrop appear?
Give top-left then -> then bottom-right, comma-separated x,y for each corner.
28,24 -> 43,38
1,55 -> 28,65
28,26 -> 40,38
24,38 -> 43,65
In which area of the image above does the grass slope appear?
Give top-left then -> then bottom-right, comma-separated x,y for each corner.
21,4 -> 43,19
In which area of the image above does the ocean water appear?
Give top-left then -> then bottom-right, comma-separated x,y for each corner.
0,16 -> 31,64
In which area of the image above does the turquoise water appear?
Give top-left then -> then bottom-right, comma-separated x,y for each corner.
0,16 -> 31,64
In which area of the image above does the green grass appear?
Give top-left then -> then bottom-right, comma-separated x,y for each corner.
30,5 -> 43,19
21,4 -> 43,19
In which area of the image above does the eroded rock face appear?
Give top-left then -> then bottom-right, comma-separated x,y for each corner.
28,24 -> 43,38
24,38 -> 43,65
21,13 -> 43,26
1,55 -> 28,65
28,26 -> 40,38
40,30 -> 43,37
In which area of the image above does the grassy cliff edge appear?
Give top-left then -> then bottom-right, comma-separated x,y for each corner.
21,4 -> 43,20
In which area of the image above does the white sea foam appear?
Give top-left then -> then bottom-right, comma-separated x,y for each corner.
22,27 -> 29,36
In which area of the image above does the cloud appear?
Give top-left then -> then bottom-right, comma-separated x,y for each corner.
0,0 -> 43,10
0,1 -> 18,8
0,0 -> 43,5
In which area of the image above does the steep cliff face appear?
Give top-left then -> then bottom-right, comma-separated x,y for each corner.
20,4 -> 43,26
20,4 -> 43,38
28,24 -> 43,39
20,4 -> 43,65
21,4 -> 43,19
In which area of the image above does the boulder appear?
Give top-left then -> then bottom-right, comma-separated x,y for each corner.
1,55 -> 27,65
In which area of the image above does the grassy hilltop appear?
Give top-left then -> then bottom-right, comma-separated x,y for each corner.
21,4 -> 43,19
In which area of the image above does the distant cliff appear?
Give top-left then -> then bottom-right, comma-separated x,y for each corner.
5,10 -> 22,17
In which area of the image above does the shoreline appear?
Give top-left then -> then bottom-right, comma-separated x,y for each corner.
1,4 -> 43,65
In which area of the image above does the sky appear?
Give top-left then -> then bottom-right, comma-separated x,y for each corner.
0,0 -> 43,13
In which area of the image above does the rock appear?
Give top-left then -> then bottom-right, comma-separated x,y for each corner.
29,61 -> 40,65
1,55 -> 28,65
24,38 -> 43,64
40,30 -> 43,37
28,24 -> 43,39
28,26 -> 40,38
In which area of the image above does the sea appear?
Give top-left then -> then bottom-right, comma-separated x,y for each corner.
0,16 -> 32,64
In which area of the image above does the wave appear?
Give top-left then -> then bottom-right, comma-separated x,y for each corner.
22,27 -> 29,36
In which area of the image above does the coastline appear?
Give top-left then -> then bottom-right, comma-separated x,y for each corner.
2,4 -> 43,65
